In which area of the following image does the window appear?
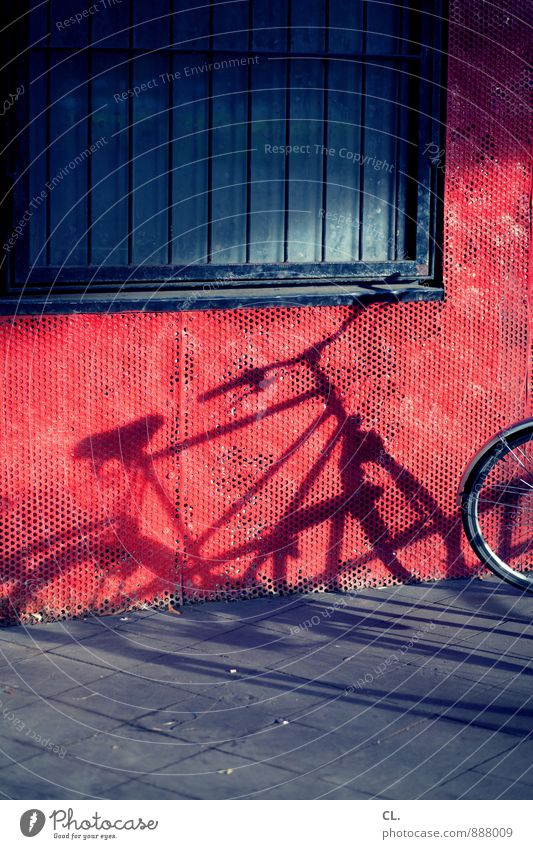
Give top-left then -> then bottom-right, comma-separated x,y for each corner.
1,0 -> 445,310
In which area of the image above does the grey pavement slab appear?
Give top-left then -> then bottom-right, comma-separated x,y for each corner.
104,747 -> 344,800
434,769 -> 533,800
459,738 -> 533,786
296,715 -> 521,799
0,761 -> 91,800
0,578 -> 531,799
61,669 -> 198,714
46,632 -> 175,673
0,749 -> 131,799
0,615 -> 119,653
0,642 -> 50,666
0,653 -> 115,698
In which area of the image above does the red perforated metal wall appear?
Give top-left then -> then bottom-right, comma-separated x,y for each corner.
1,0 -> 531,623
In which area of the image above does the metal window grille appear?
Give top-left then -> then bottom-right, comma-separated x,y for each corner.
3,0 -> 445,299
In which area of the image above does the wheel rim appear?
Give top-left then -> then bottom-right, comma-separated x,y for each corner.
471,434 -> 533,586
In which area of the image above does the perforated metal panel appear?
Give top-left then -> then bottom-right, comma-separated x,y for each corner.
0,0 -> 531,622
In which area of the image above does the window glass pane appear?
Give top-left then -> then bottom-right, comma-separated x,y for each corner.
328,0 -> 363,55
92,0 -> 130,48
28,52 -> 48,267
131,53 -> 169,265
50,0 -> 90,47
324,61 -> 362,262
90,52 -> 130,266
48,52 -> 89,265
170,52 -> 210,265
361,65 -> 401,261
133,0 -> 171,49
248,59 -> 286,263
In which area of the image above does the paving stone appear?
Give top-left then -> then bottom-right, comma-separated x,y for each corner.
0,761 -> 90,800
182,622 -> 298,667
387,642 -> 533,696
256,609 -> 467,664
47,630 -> 172,673
453,628 -> 533,665
434,582 -> 533,622
0,748 -> 131,798
181,595 -> 307,624
215,698 -> 425,773
434,768 -> 533,800
267,637 -> 533,718
0,643 -> 50,666
377,678 -> 533,739
310,716 -> 526,800
107,608 -> 253,652
261,640 -> 443,695
115,649 -> 268,689
315,783 -> 377,799
105,778 -> 197,799
120,748 -> 309,800
65,728 -> 195,778
0,694 -> 124,754
0,681 -> 40,711
62,669 -> 196,714
42,686 -> 153,730
0,684 -> 58,764
117,690 -> 220,742
0,617 -> 114,652
164,696 -> 296,748
235,769 -> 366,800
173,668 -> 338,722
350,600 -> 531,650
108,769 -> 352,799
386,578 -> 480,602
464,738 -> 533,785
0,729 -> 61,768
218,717 -> 364,776
0,653 -> 115,700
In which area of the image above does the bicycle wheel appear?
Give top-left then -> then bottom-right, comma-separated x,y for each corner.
461,420 -> 533,592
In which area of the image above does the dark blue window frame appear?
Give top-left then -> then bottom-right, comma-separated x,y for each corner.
1,1 -> 446,313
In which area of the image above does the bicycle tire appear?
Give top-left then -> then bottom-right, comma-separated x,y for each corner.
461,420 -> 533,592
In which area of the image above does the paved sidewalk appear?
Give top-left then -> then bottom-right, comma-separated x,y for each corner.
0,577 -> 532,800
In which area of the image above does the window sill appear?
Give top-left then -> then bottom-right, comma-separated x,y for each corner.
0,281 -> 443,315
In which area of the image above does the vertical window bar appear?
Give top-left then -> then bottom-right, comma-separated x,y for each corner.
320,0 -> 329,262
245,0 -> 252,264
414,5 -> 432,269
283,0 -> 292,264
357,0 -> 367,261
45,0 -> 51,266
392,73 -> 400,261
87,11 -> 93,265
392,3 -> 403,261
23,41 -> 31,275
206,0 -> 214,263
167,0 -> 174,264
127,0 -> 134,265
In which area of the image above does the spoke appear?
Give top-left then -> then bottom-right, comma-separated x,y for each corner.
500,437 -> 533,475
477,499 -> 533,511
472,437 -> 533,579
484,482 -> 533,493
515,443 -> 533,473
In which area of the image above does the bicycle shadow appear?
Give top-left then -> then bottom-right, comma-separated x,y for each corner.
0,416 -> 183,623
1,311 -> 469,622
175,310 -> 467,596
